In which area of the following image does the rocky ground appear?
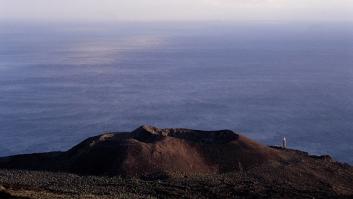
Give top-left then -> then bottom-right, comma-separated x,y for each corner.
1,147 -> 352,199
0,126 -> 352,198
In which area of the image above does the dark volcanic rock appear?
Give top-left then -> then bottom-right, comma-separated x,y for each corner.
0,185 -> 29,199
132,125 -> 239,143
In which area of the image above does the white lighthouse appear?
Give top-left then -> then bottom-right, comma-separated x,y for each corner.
282,137 -> 287,148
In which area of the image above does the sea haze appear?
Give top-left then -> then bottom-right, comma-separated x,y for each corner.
0,22 -> 352,163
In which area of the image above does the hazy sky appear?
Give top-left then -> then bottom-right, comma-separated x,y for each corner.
1,0 -> 353,22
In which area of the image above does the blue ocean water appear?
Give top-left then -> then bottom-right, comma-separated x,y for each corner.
0,22 -> 352,163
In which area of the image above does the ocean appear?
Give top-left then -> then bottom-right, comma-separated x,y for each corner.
0,22 -> 352,163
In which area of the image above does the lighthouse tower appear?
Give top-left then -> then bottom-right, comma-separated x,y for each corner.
282,137 -> 287,148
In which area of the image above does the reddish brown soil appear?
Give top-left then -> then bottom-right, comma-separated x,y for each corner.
0,125 -> 281,177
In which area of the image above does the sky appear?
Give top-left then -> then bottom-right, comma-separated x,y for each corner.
0,0 -> 353,22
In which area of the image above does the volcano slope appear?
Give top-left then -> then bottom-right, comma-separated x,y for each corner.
0,125 -> 281,176
0,125 -> 352,199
